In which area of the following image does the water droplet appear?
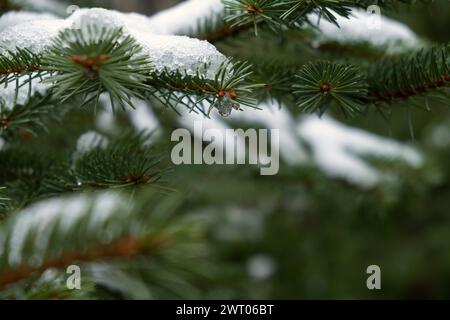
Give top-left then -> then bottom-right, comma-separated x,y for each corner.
215,92 -> 240,117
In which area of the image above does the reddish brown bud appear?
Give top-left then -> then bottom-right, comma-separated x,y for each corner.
244,4 -> 262,13
320,82 -> 331,95
19,131 -> 30,141
228,90 -> 237,99
71,55 -> 82,64
83,57 -> 97,68
434,79 -> 444,87
116,238 -> 139,256
0,118 -> 9,128
98,54 -> 109,62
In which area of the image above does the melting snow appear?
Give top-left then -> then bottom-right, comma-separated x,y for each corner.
75,131 -> 109,155
0,11 -> 57,31
0,7 -> 226,79
309,8 -> 419,50
0,19 -> 68,55
145,0 -> 224,35
0,76 -> 50,110
297,115 -> 423,188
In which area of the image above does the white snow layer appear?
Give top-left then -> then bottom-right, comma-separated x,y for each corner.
133,33 -> 225,78
297,115 -> 423,188
145,0 -> 224,35
0,76 -> 49,110
0,19 -> 69,55
75,131 -> 109,155
129,101 -> 160,134
0,11 -> 57,31
228,103 -> 308,164
0,8 -> 226,79
12,0 -> 68,15
310,8 -> 419,49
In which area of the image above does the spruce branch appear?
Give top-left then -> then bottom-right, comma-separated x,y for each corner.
0,190 -> 196,289
0,92 -> 61,139
223,0 -> 287,36
73,132 -> 170,190
367,43 -> 450,105
42,26 -> 153,112
221,0 -> 403,36
280,0 -> 356,27
194,12 -> 252,43
0,187 -> 8,209
0,48 -> 43,85
0,146 -> 55,211
145,60 -> 259,116
293,60 -> 368,116
0,132 -> 171,216
0,0 -> 21,13
1,24 -> 257,117
251,63 -> 297,103
213,0 -> 430,44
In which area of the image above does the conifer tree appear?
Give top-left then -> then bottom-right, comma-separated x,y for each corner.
0,0 -> 449,299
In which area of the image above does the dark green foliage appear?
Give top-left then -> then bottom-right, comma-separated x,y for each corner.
0,146 -> 56,212
0,92 -> 63,139
280,0 -> 356,27
0,128 -> 171,216
0,30 -> 258,119
251,63 -> 296,103
222,0 -> 418,34
0,189 -> 207,298
367,43 -> 450,105
0,187 -> 8,209
42,26 -> 152,111
293,61 -> 368,116
146,60 -> 259,116
0,48 -> 43,85
223,0 -> 288,35
73,132 -> 168,189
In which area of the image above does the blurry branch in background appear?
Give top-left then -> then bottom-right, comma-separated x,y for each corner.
367,43 -> 450,105
0,190 -> 207,296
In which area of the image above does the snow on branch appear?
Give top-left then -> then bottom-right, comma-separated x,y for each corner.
145,0 -> 224,35
297,115 -> 423,188
0,75 -> 49,110
0,190 -> 188,288
0,8 -> 227,79
0,11 -> 58,31
310,8 -> 420,51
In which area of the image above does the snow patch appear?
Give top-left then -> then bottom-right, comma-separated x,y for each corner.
75,131 -> 109,155
146,0 -> 224,35
311,8 -> 419,50
228,102 -> 307,164
133,33 -> 225,78
297,115 -> 423,188
12,0 -> 67,14
0,11 -> 57,31
128,100 -> 161,146
0,19 -> 68,55
0,8 -> 226,80
0,76 -> 50,110
68,8 -> 226,78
